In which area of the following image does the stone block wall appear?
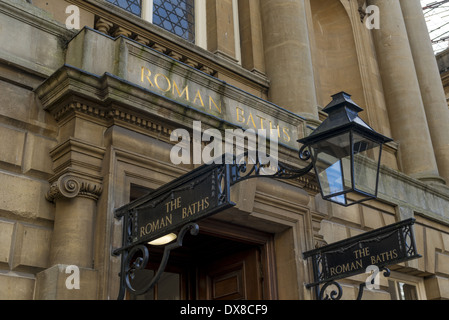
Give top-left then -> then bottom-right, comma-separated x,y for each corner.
0,0 -> 73,299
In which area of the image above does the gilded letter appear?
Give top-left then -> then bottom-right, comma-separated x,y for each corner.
166,214 -> 173,225
236,107 -> 245,123
257,115 -> 266,130
155,73 -> 171,92
172,80 -> 189,101
341,263 -> 350,273
269,121 -> 281,138
246,112 -> 257,129
165,201 -> 170,213
282,127 -> 291,142
193,90 -> 205,107
150,220 -> 160,232
145,222 -> 152,234
141,67 -> 154,87
209,96 -> 222,113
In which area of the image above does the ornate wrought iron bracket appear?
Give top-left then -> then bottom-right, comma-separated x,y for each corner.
306,267 -> 391,300
115,223 -> 199,300
228,145 -> 313,185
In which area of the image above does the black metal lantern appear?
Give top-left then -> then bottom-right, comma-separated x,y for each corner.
298,92 -> 393,206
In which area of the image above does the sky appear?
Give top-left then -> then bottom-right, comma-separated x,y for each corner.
421,0 -> 449,54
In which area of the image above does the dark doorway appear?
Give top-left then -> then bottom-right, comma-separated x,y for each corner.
128,219 -> 277,300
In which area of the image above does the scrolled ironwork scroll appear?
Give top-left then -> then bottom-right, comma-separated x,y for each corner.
124,244 -> 149,293
227,148 -> 314,186
310,266 -> 391,301
319,281 -> 343,300
116,223 -> 199,300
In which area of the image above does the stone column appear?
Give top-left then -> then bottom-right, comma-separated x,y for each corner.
400,0 -> 449,184
46,174 -> 102,268
260,0 -> 318,120
367,0 -> 443,184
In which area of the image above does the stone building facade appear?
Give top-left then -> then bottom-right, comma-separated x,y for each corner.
1,0 -> 449,300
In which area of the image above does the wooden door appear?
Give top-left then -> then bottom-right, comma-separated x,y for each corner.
197,247 -> 263,300
128,217 -> 276,300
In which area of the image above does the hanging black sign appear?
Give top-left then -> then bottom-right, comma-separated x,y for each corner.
115,163 -> 234,247
303,218 -> 421,287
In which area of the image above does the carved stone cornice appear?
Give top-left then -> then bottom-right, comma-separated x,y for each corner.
46,173 -> 103,202
51,101 -> 109,123
49,101 -> 175,140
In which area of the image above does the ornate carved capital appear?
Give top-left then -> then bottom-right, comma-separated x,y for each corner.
46,174 -> 103,203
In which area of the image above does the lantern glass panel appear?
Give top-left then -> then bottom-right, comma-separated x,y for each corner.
311,133 -> 352,205
352,132 -> 382,197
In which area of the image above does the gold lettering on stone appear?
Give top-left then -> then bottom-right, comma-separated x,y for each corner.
139,66 -> 298,146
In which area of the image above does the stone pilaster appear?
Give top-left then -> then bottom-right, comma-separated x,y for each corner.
46,173 -> 102,268
400,0 -> 449,184
34,65 -> 107,299
237,0 -> 266,77
206,0 -> 238,63
34,165 -> 103,300
260,0 -> 318,119
367,0 -> 443,184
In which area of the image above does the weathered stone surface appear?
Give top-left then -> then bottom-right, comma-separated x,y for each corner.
34,264 -> 98,300
0,273 -> 35,300
12,223 -> 52,270
0,0 -> 73,77
0,171 -> 54,221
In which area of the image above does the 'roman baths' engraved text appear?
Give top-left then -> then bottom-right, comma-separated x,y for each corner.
138,66 -> 296,147
141,67 -> 222,114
